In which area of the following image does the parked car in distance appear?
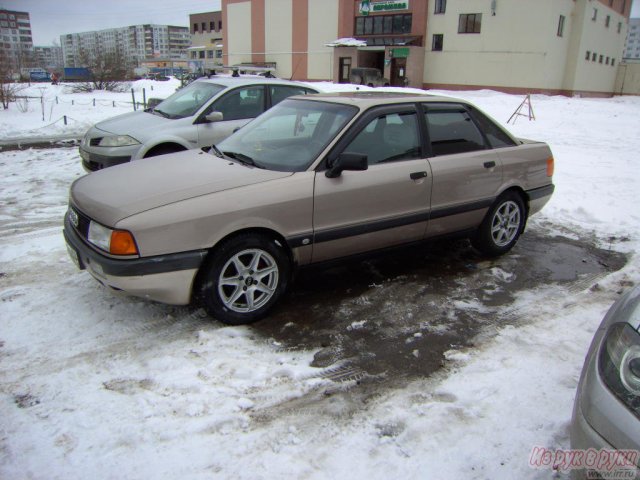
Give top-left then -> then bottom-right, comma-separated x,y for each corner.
79,77 -> 318,171
349,67 -> 390,87
570,284 -> 640,479
64,92 -> 555,324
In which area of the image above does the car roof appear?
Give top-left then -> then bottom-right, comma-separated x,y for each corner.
192,76 -> 317,89
291,91 -> 467,108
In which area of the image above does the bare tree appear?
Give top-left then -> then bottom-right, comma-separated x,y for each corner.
74,44 -> 129,92
0,49 -> 24,109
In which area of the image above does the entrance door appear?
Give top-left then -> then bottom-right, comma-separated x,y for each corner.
339,57 -> 352,83
390,57 -> 407,86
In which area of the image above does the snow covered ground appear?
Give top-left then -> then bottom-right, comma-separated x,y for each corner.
0,82 -> 639,479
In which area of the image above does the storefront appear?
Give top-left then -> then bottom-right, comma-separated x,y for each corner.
330,0 -> 427,88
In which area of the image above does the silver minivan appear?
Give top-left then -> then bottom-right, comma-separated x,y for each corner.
79,77 -> 317,171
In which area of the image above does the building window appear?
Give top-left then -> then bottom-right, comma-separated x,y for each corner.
557,15 -> 565,37
201,22 -> 206,32
199,50 -> 205,59
374,15 -> 383,34
606,56 -> 610,65
611,58 -> 615,66
210,21 -> 215,31
193,23 -> 198,32
434,0 -> 446,14
599,54 -> 603,63
432,34 -> 443,51
622,0 -> 626,14
219,20 -> 222,30
207,50 -> 213,58
592,8 -> 597,21
592,52 -> 597,61
216,50 -> 222,58
585,50 -> 590,60
618,22 -> 622,33
190,51 -> 196,59
605,15 -> 610,28
355,14 -> 412,35
458,14 -> 482,34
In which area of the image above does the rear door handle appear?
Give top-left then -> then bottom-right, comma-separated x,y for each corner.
410,171 -> 428,180
483,161 -> 496,169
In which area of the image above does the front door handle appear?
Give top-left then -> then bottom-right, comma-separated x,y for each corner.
410,171 -> 428,180
483,161 -> 496,169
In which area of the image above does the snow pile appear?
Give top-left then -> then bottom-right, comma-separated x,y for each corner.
325,38 -> 368,47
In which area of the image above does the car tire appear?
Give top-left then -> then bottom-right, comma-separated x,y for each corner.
472,191 -> 526,257
199,234 -> 291,325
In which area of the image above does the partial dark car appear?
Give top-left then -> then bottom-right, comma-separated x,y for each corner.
79,77 -> 318,171
571,284 -> 640,479
349,67 -> 390,87
65,92 -> 554,324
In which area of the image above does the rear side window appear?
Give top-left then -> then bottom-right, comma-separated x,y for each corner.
467,106 -> 516,148
270,85 -> 314,106
213,86 -> 265,121
425,107 -> 486,156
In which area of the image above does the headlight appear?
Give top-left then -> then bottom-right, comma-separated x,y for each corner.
97,135 -> 140,147
599,323 -> 640,418
88,220 -> 138,255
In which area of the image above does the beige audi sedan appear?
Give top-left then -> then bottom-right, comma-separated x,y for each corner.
64,92 -> 555,324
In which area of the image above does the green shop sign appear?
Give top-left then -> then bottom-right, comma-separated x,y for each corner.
359,0 -> 409,16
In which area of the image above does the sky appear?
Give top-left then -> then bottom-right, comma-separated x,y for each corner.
0,0 -> 221,45
0,0 -> 639,46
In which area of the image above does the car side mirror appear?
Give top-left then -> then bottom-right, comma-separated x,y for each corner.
325,152 -> 368,178
205,111 -> 224,123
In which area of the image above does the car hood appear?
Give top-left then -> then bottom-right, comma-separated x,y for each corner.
71,149 -> 293,226
95,110 -> 171,136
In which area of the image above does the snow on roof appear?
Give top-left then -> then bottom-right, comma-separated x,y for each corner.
325,37 -> 367,47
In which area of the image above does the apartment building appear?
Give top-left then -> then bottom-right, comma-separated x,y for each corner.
223,0 -> 631,96
33,45 -> 63,70
188,11 -> 224,72
61,24 -> 191,68
623,17 -> 640,59
0,9 -> 33,69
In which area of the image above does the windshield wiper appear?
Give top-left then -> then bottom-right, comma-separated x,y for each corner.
210,144 -> 224,158
223,151 -> 265,169
152,108 -> 172,119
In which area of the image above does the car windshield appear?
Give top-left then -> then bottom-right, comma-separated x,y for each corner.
152,81 -> 226,119
217,98 -> 358,172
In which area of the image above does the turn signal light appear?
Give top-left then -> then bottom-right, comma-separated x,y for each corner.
110,230 -> 138,255
546,156 -> 554,177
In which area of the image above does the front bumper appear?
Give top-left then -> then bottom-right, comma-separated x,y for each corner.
80,147 -> 132,171
63,212 -> 207,304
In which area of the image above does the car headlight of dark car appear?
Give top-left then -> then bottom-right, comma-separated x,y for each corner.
599,323 -> 640,418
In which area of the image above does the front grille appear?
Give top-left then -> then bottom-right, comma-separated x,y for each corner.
69,206 -> 91,239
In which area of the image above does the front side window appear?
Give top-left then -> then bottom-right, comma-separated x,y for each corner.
458,14 -> 482,34
343,111 -> 421,165
425,106 -> 486,156
217,99 -> 357,172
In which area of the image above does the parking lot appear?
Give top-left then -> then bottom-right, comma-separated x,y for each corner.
1,86 -> 639,478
